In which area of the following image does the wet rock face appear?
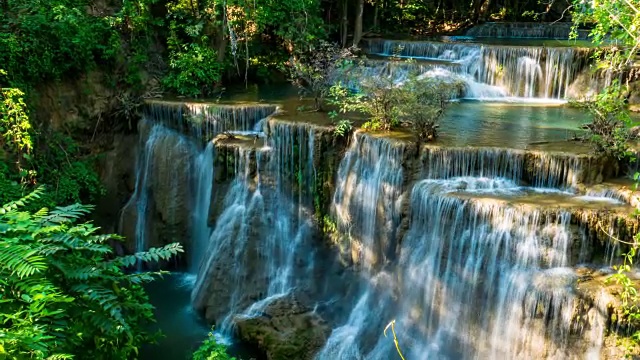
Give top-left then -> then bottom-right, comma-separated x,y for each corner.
94,134 -> 137,238
119,122 -> 197,256
234,295 -> 330,360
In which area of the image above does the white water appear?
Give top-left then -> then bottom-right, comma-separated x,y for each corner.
357,39 -> 593,100
318,135 -> 610,360
190,142 -> 214,274
122,122 -> 196,268
191,123 -> 318,334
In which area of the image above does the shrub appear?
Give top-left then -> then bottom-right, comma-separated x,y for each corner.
330,75 -> 462,138
192,330 -> 236,360
399,76 -> 463,143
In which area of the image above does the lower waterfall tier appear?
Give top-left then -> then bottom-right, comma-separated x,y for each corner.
121,112 -> 639,359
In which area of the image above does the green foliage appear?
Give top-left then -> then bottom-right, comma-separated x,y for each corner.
0,189 -> 183,359
572,0 -> 640,72
575,82 -> 635,158
330,75 -> 460,137
0,81 -> 33,179
333,119 -> 354,138
607,237 -> 640,356
571,2 -> 640,352
399,76 -> 462,142
192,330 -> 236,360
163,19 -> 224,97
0,0 -> 116,89
289,41 -> 356,111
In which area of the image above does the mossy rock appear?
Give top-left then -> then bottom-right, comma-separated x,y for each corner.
234,295 -> 330,360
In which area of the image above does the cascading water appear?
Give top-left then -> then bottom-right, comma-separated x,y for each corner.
465,22 -> 590,40
331,132 -> 405,270
359,39 -> 594,100
128,95 -> 633,358
121,121 -> 197,266
121,102 -> 278,269
191,121 -> 318,334
317,134 -> 614,360
190,142 -> 214,274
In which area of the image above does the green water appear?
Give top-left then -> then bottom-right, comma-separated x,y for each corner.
141,273 -> 262,360
437,101 -> 589,149
140,274 -> 209,360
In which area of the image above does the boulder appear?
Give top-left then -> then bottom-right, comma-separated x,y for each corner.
234,295 -> 330,360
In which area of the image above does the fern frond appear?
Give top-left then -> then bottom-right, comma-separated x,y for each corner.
71,285 -> 127,329
126,272 -> 160,285
42,232 -> 112,254
0,243 -> 48,278
46,354 -> 74,360
110,243 -> 183,268
51,261 -> 106,281
0,187 -> 44,215
43,204 -> 93,224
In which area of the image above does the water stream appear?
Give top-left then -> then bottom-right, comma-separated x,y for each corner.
125,34 -> 633,359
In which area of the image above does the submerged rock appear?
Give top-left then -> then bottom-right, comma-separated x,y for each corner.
234,295 -> 330,360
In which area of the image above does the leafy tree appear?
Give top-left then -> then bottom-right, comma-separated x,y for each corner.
0,188 -> 183,359
0,0 -> 116,89
570,0 -> 640,157
329,77 -> 403,131
572,0 -> 640,354
163,29 -> 224,97
573,82 -> 634,159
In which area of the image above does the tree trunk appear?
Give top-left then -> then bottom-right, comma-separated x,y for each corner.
341,0 -> 348,47
216,18 -> 228,63
373,1 -> 379,30
472,0 -> 491,23
353,0 -> 364,47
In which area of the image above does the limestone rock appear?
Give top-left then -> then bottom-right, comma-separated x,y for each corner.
234,295 -> 330,360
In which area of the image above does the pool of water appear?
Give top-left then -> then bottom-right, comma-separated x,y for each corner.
141,273 -> 262,360
140,273 -> 209,360
437,101 -> 589,148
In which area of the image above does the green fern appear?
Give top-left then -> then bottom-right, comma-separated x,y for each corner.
0,190 -> 183,358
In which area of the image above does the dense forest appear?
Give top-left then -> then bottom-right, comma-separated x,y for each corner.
1,0 -> 640,358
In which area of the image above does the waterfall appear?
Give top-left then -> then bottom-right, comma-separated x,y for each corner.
360,39 -> 593,100
420,147 -> 583,190
121,102 -> 278,270
190,142 -> 214,274
191,121 -> 318,334
319,176 -> 597,359
465,22 -> 591,40
331,133 -> 405,270
121,121 -> 196,267
126,100 -> 629,358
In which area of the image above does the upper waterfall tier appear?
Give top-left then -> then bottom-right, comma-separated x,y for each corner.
143,100 -> 279,139
466,22 -> 591,40
360,39 -> 596,100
